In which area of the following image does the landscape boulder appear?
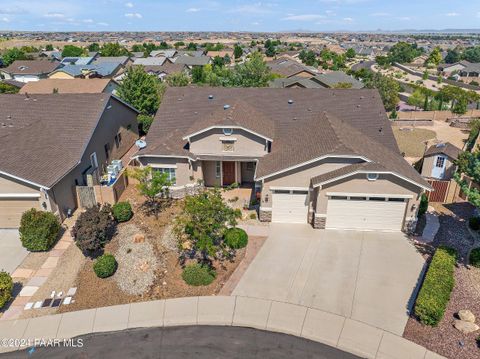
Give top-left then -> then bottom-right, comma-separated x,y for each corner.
458,309 -> 476,323
454,319 -> 479,334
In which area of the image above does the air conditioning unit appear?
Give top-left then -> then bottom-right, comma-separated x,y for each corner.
111,160 -> 123,172
107,165 -> 119,176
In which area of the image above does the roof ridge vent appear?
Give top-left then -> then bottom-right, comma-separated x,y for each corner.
288,99 -> 294,104
208,94 -> 214,99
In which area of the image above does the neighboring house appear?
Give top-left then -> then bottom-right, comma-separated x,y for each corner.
173,55 -> 211,68
311,71 -> 365,89
132,57 -> 169,67
421,142 -> 461,180
175,50 -> 205,58
438,61 -> 470,75
48,62 -> 124,79
133,88 -> 431,232
207,50 -> 234,59
19,78 -> 118,94
270,76 -> 324,89
39,51 -> 62,61
150,50 -> 177,58
93,56 -> 132,67
0,94 -> 139,228
60,56 -> 96,66
267,57 -> 317,78
1,60 -> 60,83
1,79 -> 25,89
141,62 -> 187,81
459,62 -> 480,78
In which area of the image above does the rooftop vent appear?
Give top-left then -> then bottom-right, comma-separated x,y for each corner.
436,143 -> 446,148
208,94 -> 214,100
223,104 -> 230,110
288,99 -> 294,105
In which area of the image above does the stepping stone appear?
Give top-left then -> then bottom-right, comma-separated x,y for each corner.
41,257 -> 59,269
11,268 -> 34,279
26,277 -> 47,287
33,301 -> 42,309
35,268 -> 53,277
24,302 -> 34,310
19,286 -> 38,297
63,297 -> 72,305
66,287 -> 77,296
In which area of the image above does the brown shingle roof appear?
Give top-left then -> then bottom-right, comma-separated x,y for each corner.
139,87 -> 429,189
424,142 -> 462,160
0,94 -> 114,188
2,60 -> 59,76
267,57 -> 316,78
19,79 -> 113,94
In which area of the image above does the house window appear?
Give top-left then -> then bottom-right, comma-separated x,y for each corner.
90,152 -> 98,169
435,156 -> 446,168
215,161 -> 221,178
154,168 -> 176,184
104,143 -> 110,160
223,128 -> 233,136
114,133 -> 122,148
222,140 -> 234,152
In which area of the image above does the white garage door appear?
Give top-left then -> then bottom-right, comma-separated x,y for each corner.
326,195 -> 407,231
0,198 -> 40,228
272,190 -> 309,224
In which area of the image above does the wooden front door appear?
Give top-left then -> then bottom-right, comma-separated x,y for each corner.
222,161 -> 236,186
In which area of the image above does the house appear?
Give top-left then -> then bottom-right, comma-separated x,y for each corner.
133,88 -> 431,232
421,142 -> 461,180
438,61 -> 470,75
141,62 -> 187,81
150,50 -> 177,58
60,56 -> 96,66
1,60 -> 60,83
270,76 -> 324,88
173,55 -> 211,68
310,72 -> 365,89
93,56 -> 132,68
132,57 -> 169,67
459,62 -> 480,78
175,50 -> 205,58
48,62 -> 124,80
0,94 -> 139,228
267,57 -> 317,78
19,79 -> 118,94
39,51 -> 62,61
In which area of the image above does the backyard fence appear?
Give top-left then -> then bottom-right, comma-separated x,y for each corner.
76,186 -> 97,208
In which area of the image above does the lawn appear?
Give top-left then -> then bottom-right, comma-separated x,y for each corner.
392,127 -> 436,157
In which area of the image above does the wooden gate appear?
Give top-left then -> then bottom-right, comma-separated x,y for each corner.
76,186 -> 97,208
427,180 -> 450,202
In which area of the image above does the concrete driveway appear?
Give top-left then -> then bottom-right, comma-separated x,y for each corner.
232,224 -> 425,335
0,229 -> 28,274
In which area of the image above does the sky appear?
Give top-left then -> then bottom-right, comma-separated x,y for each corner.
0,0 -> 479,32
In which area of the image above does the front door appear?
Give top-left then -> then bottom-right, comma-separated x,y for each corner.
222,161 -> 236,186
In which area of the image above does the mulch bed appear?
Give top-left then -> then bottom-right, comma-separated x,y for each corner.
59,186 -> 246,313
404,202 -> 480,359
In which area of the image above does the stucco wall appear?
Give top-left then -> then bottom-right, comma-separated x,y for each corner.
0,175 -> 40,194
189,128 -> 268,157
203,161 -> 221,187
48,71 -> 75,79
421,155 -> 455,180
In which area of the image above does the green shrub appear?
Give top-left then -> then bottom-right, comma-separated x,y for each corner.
469,248 -> 480,268
418,194 -> 428,217
182,263 -> 216,286
0,271 -> 13,309
469,217 -> 480,231
112,201 -> 133,222
414,246 -> 457,326
19,209 -> 61,251
93,254 -> 117,278
224,227 -> 248,249
249,213 -> 257,220
71,204 -> 115,257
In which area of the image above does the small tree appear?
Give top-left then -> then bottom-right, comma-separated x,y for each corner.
128,166 -> 172,216
137,114 -> 154,134
61,45 -> 84,57
346,48 -> 356,59
71,204 -> 115,257
174,188 -> 241,266
100,42 -> 129,56
234,45 -> 243,59
117,66 -> 166,116
2,48 -> 28,66
19,209 -> 61,251
166,72 -> 190,86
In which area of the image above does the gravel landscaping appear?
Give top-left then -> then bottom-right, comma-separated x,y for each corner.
404,202 -> 480,359
114,224 -> 159,295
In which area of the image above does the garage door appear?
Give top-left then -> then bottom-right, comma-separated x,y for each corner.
272,190 -> 309,224
326,195 -> 407,231
0,198 -> 39,228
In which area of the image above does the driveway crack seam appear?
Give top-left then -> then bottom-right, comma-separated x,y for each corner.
349,234 -> 364,318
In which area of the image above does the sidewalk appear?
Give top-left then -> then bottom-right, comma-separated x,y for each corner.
0,295 -> 445,359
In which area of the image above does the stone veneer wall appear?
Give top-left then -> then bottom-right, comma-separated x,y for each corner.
313,215 -> 326,229
259,209 -> 272,222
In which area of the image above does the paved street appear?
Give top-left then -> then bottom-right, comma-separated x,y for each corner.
4,326 -> 360,359
233,224 -> 426,335
0,230 -> 27,274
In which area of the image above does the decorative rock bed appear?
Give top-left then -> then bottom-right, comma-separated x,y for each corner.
114,224 -> 159,295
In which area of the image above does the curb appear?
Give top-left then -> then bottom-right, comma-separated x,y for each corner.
0,295 -> 446,359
